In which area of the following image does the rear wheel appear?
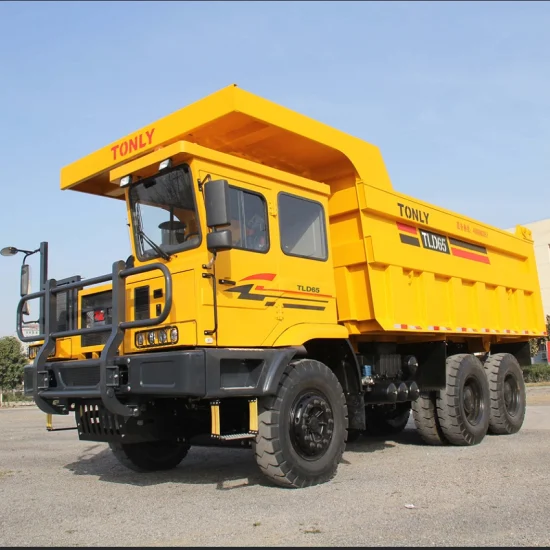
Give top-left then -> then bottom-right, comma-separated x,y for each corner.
365,402 -> 411,436
253,359 -> 348,488
483,353 -> 526,434
110,440 -> 190,472
412,391 -> 448,445
436,354 -> 490,446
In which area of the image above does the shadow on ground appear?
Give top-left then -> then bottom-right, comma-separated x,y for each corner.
64,443 -> 270,490
64,432 -> 400,490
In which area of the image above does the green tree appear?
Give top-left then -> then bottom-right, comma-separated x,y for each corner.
0,336 -> 27,406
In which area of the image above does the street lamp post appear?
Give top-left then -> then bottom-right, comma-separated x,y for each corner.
1,242 -> 49,335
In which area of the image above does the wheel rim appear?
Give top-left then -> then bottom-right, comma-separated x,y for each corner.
503,373 -> 521,417
289,390 -> 334,460
462,375 -> 485,427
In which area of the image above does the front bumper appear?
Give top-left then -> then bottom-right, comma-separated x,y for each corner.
24,347 -> 297,408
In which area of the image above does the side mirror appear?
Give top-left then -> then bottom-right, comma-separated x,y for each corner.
20,264 -> 31,316
206,229 -> 233,253
204,179 -> 231,228
20,264 -> 31,297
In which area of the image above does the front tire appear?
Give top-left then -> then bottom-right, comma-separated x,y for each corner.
483,353 -> 526,434
436,354 -> 490,446
253,359 -> 348,488
109,440 -> 190,472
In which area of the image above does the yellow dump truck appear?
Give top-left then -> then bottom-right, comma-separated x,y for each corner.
12,85 -> 545,488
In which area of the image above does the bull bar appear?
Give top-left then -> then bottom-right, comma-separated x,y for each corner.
17,260 -> 173,418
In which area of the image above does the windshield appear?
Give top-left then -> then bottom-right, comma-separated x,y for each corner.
128,165 -> 201,260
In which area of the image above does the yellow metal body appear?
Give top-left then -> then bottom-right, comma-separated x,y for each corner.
248,399 -> 259,434
49,84 -> 544,362
210,401 -> 220,437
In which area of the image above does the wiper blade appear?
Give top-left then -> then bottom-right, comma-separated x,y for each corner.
137,229 -> 171,261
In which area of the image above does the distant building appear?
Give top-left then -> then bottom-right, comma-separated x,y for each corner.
15,322 -> 40,355
506,219 -> 550,317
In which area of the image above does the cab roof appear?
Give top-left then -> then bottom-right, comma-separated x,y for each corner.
60,84 -> 393,198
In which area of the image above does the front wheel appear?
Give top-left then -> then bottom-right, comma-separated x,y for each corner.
110,440 -> 190,472
253,359 -> 348,488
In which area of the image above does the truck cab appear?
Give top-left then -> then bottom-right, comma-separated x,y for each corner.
18,93 -> 352,488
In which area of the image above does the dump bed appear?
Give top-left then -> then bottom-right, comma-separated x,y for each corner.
330,183 -> 545,338
61,84 -> 546,340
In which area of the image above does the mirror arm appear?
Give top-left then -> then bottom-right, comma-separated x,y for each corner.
204,249 -> 217,270
197,174 -> 212,193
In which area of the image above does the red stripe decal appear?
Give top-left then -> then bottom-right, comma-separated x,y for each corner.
240,273 -> 276,282
397,222 -> 417,235
256,286 -> 333,298
451,248 -> 490,264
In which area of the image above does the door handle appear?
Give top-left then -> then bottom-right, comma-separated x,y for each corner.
218,279 -> 235,286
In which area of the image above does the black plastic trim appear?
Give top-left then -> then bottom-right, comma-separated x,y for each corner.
26,346 -> 302,404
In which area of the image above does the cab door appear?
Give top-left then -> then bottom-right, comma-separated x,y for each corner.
203,171 -> 280,347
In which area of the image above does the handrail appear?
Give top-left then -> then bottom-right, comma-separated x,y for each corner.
50,273 -> 112,294
119,263 -> 173,329
16,263 -> 172,341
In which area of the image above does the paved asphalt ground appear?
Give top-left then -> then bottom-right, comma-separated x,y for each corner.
1,387 -> 549,547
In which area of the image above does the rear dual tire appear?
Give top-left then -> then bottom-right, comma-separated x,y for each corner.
483,353 -> 526,435
412,391 -> 447,445
436,354 -> 490,446
412,352 -> 526,446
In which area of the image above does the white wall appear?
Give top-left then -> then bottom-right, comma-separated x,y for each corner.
13,322 -> 40,355
506,218 -> 550,317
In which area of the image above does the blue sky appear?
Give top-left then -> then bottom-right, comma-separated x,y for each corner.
0,1 -> 549,336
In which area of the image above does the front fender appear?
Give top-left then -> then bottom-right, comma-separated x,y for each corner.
267,323 -> 349,347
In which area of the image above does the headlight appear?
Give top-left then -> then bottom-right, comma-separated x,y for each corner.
135,326 -> 178,348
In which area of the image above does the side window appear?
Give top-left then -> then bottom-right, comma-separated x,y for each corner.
228,186 -> 269,253
278,193 -> 328,261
